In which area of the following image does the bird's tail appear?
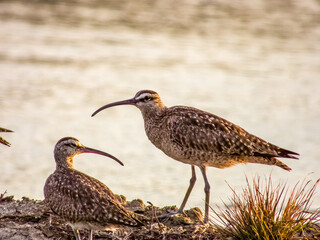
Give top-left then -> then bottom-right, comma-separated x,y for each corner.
0,137 -> 11,147
271,144 -> 299,160
0,128 -> 13,147
249,157 -> 292,171
132,213 -> 148,227
273,158 -> 292,171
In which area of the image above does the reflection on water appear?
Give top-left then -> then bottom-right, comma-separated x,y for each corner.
0,0 -> 319,210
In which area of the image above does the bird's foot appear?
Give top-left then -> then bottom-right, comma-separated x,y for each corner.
157,210 -> 184,219
158,211 -> 210,227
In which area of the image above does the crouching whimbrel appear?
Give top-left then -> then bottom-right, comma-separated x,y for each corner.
44,137 -> 143,240
92,90 -> 299,223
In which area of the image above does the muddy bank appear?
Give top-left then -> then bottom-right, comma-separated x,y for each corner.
0,194 -> 216,240
1,194 -> 319,239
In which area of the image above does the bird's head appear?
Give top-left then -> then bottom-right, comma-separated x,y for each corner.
91,90 -> 166,117
54,137 -> 123,168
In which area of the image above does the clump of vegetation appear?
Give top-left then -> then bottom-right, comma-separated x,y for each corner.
212,175 -> 320,240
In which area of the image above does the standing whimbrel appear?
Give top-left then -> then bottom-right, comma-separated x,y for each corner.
92,90 -> 299,223
0,127 -> 13,147
44,137 -> 142,240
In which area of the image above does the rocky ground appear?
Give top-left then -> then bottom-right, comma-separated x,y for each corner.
0,193 -> 217,240
1,193 -> 319,240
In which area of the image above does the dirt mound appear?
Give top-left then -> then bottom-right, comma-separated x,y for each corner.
0,194 -> 216,240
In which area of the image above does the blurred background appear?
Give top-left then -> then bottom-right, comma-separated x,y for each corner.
0,0 -> 319,212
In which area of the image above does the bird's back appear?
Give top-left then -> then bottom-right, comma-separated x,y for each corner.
147,106 -> 298,170
44,167 -> 141,229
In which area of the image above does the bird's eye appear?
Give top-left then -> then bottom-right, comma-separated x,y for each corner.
144,96 -> 151,101
66,143 -> 77,148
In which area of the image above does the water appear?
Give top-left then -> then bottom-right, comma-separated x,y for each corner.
0,0 -> 319,212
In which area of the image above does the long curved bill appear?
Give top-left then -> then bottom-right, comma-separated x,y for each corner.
84,146 -> 124,166
91,98 -> 137,117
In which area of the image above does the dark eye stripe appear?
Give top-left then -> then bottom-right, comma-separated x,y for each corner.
66,143 -> 77,147
136,93 -> 153,102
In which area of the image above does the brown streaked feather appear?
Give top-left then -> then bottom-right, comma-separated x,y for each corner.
0,136 -> 11,146
166,106 -> 299,160
44,168 -> 142,227
0,127 -> 13,133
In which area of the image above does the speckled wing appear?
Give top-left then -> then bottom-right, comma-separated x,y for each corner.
44,169 -> 141,227
167,106 -> 299,159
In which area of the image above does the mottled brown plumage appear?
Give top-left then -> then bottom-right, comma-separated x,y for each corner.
92,90 -> 299,223
44,137 -> 142,240
0,127 -> 13,147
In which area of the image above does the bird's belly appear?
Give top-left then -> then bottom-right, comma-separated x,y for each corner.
69,221 -> 117,231
147,129 -> 247,168
155,140 -> 247,168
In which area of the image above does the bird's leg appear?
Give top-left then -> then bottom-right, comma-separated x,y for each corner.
199,166 -> 210,224
72,228 -> 81,240
158,165 -> 197,218
177,165 -> 197,213
88,229 -> 93,240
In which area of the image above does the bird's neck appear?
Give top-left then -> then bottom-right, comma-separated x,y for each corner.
140,105 -> 167,125
54,155 -> 74,169
139,105 -> 167,149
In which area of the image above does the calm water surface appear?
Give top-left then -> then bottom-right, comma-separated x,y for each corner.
0,1 -> 319,211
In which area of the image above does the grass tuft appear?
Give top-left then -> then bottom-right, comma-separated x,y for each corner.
211,175 -> 320,240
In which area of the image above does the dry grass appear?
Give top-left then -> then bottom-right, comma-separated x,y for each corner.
211,175 -> 320,240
